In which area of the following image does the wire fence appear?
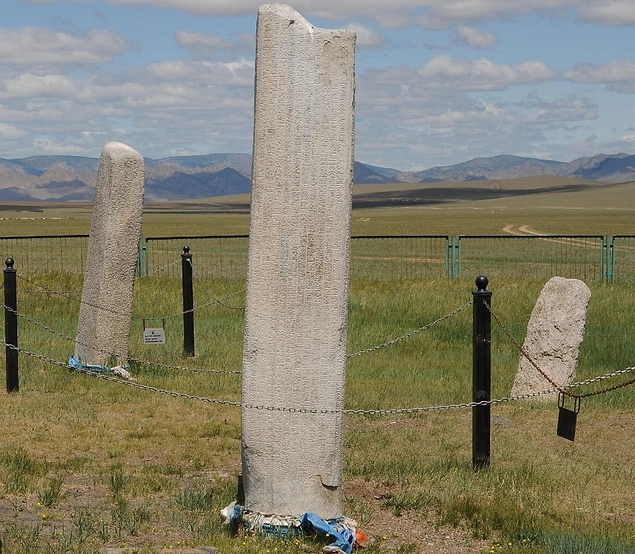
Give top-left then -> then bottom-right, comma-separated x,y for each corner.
349,235 -> 450,281
0,234 -> 89,274
610,235 -> 635,284
457,235 -> 606,282
1,233 -> 635,282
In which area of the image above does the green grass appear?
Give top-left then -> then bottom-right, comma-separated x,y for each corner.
1,270 -> 634,553
0,188 -> 634,553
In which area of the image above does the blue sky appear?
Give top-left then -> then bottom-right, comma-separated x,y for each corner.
2,0 -> 635,170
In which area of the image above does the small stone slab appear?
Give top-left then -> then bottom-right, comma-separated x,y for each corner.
511,276 -> 591,401
74,141 -> 144,367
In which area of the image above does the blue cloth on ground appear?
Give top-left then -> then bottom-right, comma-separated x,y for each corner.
68,354 -> 111,372
300,512 -> 355,554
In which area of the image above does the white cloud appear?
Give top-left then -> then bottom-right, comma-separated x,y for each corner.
1,74 -> 78,100
22,0 -> 635,29
563,58 -> 635,93
0,123 -> 28,142
579,1 -> 635,26
0,28 -> 132,66
566,133 -> 635,160
175,30 -> 254,61
353,62 -> 610,169
421,101 -> 514,127
417,55 -> 556,91
0,52 -> 256,158
99,0 -> 575,27
345,23 -> 386,48
519,94 -> 598,125
454,26 -> 499,49
26,0 -> 90,3
5,0 -> 634,167
110,0 -> 261,16
144,59 -> 254,86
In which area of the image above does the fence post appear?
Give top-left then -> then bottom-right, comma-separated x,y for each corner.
605,236 -> 614,284
182,245 -> 195,357
472,275 -> 491,470
4,258 -> 19,393
137,237 -> 145,278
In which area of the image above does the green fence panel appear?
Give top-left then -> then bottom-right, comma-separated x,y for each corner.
350,236 -> 450,281
611,235 -> 635,284
0,235 -> 89,275
143,235 -> 451,281
1,234 -> 626,283
144,236 -> 250,279
457,235 -> 605,282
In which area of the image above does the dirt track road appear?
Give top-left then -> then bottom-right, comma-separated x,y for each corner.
502,225 -> 545,236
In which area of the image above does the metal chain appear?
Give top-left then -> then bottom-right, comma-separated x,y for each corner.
572,373 -> 635,398
347,300 -> 473,358
127,355 -> 241,376
16,274 -> 81,296
5,288 -> 635,411
4,342 -> 243,406
5,341 -> 635,414
485,301 -> 635,399
2,303 -> 241,375
189,259 -> 245,310
17,274 -> 127,318
136,259 -> 181,279
484,300 -> 577,397
140,289 -> 245,322
16,270 -> 244,322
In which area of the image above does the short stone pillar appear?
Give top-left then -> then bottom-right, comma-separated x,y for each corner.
511,276 -> 591,401
241,4 -> 356,518
75,142 -> 145,367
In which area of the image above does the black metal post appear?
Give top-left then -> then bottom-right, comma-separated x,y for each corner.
182,245 -> 195,357
4,258 -> 19,392
472,275 -> 491,470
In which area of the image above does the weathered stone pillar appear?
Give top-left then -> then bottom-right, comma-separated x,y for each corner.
511,276 -> 591,401
75,142 -> 144,367
241,4 -> 355,518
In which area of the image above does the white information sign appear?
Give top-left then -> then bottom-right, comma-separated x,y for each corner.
144,328 -> 165,344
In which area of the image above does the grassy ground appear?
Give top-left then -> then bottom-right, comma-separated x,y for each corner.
1,273 -> 634,553
1,179 -> 634,553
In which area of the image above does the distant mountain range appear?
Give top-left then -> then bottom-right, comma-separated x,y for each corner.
405,153 -> 635,184
0,152 -> 633,202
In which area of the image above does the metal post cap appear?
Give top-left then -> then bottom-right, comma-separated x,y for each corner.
475,275 -> 488,291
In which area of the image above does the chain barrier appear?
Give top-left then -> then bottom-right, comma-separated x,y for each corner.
4,284 -> 635,413
189,259 -> 245,311
16,269 -> 245,322
2,303 -> 241,376
485,301 -> 635,399
8,269 -> 472,365
17,274 -> 81,296
4,322 -> 635,415
140,288 -> 245,322
347,301 -> 473,358
6,340 -> 635,414
136,259 -> 181,279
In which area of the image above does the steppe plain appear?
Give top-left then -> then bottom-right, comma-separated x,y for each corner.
0,176 -> 634,554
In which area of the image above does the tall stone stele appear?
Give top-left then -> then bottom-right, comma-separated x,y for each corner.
511,276 -> 591,401
74,142 -> 145,367
241,4 -> 356,518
